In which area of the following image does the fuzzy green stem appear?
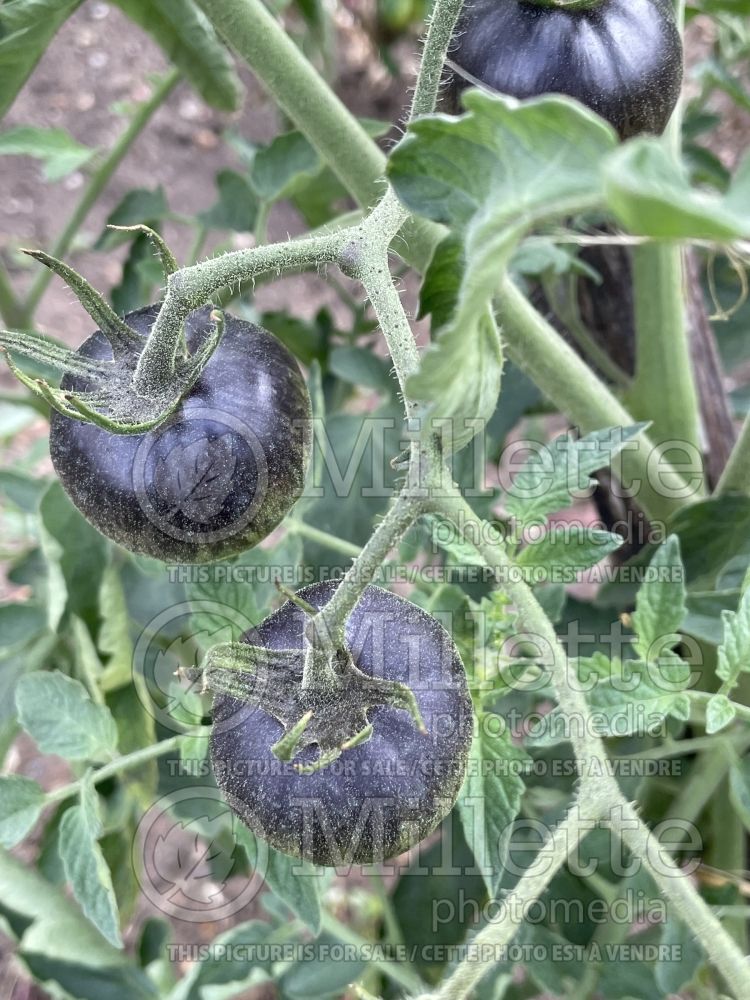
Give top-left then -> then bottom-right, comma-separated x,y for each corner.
372,868 -> 406,950
662,741 -> 736,840
541,273 -> 630,388
717,412 -> 750,495
498,275 -> 696,526
309,495 -> 422,656
133,232 -> 342,393
607,800 -> 750,1000
629,243 -> 703,461
627,729 -> 750,762
21,69 -> 180,323
286,519 -> 362,559
444,492 -> 613,770
431,803 -> 602,1000
45,728 -> 210,805
197,0 -> 437,272
409,0 -> 466,119
709,778 -> 748,950
197,0 -> 385,211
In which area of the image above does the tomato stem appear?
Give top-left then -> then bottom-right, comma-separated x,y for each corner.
628,243 -> 703,486
497,275 -> 695,526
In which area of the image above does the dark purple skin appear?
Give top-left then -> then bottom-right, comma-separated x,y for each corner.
210,582 -> 474,866
50,305 -> 311,563
447,0 -> 683,139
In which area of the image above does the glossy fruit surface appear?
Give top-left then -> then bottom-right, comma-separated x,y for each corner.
50,305 -> 311,563
447,0 -> 683,139
210,582 -> 474,865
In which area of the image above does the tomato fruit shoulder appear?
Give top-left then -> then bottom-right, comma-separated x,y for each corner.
447,0 -> 683,139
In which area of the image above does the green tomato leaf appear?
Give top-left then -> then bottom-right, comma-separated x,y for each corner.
705,693 -> 737,734
517,527 -> 623,582
71,616 -> 105,699
411,299 -> 503,453
250,130 -> 322,202
0,849 -> 156,998
418,232 -> 463,329
328,345 -> 394,395
198,169 -> 258,232
416,237 -> 501,452
261,309 -> 333,368
98,562 -> 135,692
528,652 -> 691,746
167,679 -> 205,728
0,125 -> 96,180
669,495 -> 750,591
166,920 -> 274,1000
424,513 -> 488,568
187,534 -> 304,642
279,932 -> 367,999
106,684 -> 158,809
389,93 -> 615,453
729,755 -> 750,834
683,589 -> 740,645
0,0 -> 82,119
59,777 -> 122,948
716,587 -> 750,690
236,826 -> 323,934
0,775 -> 45,848
0,602 -> 47,657
38,481 -> 108,630
505,424 -> 647,527
656,914 -> 706,995
389,91 -> 616,230
15,671 -> 118,762
604,139 -> 750,239
631,536 -> 687,661
457,723 -> 528,899
111,0 -> 241,110
94,186 -> 169,250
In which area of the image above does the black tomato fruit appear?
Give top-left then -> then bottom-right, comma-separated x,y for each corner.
210,582 -> 474,866
50,305 -> 311,563
447,0 -> 683,139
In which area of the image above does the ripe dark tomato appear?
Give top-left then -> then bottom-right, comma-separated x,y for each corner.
447,0 -> 683,139
210,582 -> 474,866
50,305 -> 311,563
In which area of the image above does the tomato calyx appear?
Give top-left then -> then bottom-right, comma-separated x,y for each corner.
0,230 -> 225,434
195,634 -> 427,775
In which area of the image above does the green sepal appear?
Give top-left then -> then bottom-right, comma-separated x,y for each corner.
0,305 -> 226,434
107,224 -> 179,279
199,638 -> 427,774
21,248 -> 141,355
